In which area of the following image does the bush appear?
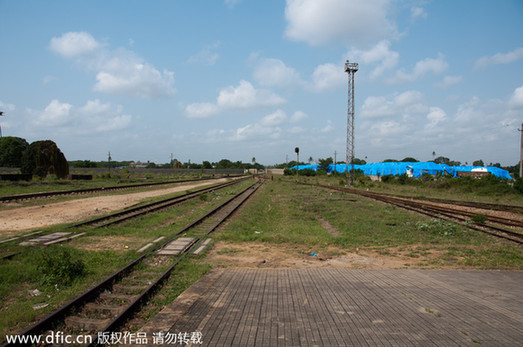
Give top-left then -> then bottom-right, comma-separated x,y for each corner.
513,178 -> 523,193
381,175 -> 395,183
417,219 -> 457,236
37,247 -> 86,286
471,214 -> 487,224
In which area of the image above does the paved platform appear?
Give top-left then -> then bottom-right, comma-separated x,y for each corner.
139,269 -> 523,346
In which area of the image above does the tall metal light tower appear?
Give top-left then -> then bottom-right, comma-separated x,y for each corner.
345,60 -> 358,185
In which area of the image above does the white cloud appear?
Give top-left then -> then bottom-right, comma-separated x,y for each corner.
253,58 -> 303,87
309,63 -> 346,91
0,101 -> 16,112
185,80 -> 285,118
217,80 -> 285,109
185,102 -> 221,119
187,42 -> 220,65
290,111 -> 308,123
232,123 -> 282,141
37,99 -> 72,126
509,85 -> 523,109
390,54 -> 448,83
94,66 -> 175,98
410,7 -> 427,20
49,31 -> 175,98
34,99 -> 131,133
361,90 -> 427,119
284,0 -> 397,47
426,107 -> 447,128
49,32 -> 101,57
321,120 -> 334,133
475,47 -> 523,69
350,40 -> 399,78
260,109 -> 287,126
289,126 -> 305,134
434,75 -> 463,88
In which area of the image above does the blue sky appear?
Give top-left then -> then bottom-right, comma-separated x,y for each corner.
1,0 -> 522,166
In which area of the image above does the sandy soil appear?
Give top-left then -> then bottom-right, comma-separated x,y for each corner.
0,179 -> 227,235
202,241 -> 428,270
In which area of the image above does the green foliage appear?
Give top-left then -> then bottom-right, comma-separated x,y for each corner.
401,157 -> 419,162
352,157 -> 367,165
514,178 -> 523,193
317,157 -> 333,172
21,140 -> 69,179
471,214 -> 487,224
0,136 -> 29,167
417,219 -> 457,236
70,160 -> 99,168
472,159 -> 485,167
284,168 -> 316,176
381,175 -> 395,183
37,247 -> 86,286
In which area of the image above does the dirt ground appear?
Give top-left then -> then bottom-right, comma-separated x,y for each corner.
0,179 -> 227,236
201,241 -> 435,270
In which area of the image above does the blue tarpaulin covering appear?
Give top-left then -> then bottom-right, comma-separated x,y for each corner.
289,162 -> 513,180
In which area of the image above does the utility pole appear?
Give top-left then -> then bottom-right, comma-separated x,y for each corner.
519,123 -> 523,178
345,60 -> 358,186
334,150 -> 337,173
108,151 -> 112,175
295,147 -> 300,182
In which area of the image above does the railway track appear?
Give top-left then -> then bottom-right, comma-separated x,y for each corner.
1,180 -> 262,347
68,178 -> 247,228
0,176 -> 239,203
0,178 -> 247,248
302,183 -> 523,244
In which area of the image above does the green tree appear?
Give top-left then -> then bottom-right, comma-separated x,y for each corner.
0,136 -> 29,167
352,157 -> 367,165
400,157 -> 418,162
318,157 -> 333,172
434,156 -> 450,165
216,159 -> 234,169
21,140 -> 69,178
71,160 -> 99,168
202,161 -> 213,169
473,159 -> 484,167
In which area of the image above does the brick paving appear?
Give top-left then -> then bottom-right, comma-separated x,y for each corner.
139,269 -> 523,346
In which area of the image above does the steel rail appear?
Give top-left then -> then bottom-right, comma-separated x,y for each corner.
89,182 -> 263,346
0,176 -> 242,203
300,183 -> 523,244
359,190 -> 523,214
69,178 -> 247,228
0,180 -> 261,347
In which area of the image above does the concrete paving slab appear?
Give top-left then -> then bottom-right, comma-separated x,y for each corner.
19,232 -> 71,246
138,269 -> 523,346
158,237 -> 195,255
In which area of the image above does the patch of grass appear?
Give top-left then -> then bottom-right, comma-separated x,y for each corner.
216,179 -> 522,270
37,246 -> 86,286
471,214 -> 487,224
217,247 -> 243,255
0,246 -> 135,338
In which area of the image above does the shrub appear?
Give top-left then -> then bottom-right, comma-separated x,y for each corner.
37,247 -> 86,286
417,219 -> 457,236
513,178 -> 523,193
381,175 -> 395,183
471,214 -> 487,224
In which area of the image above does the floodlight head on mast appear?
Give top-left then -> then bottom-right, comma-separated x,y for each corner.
344,60 -> 358,72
